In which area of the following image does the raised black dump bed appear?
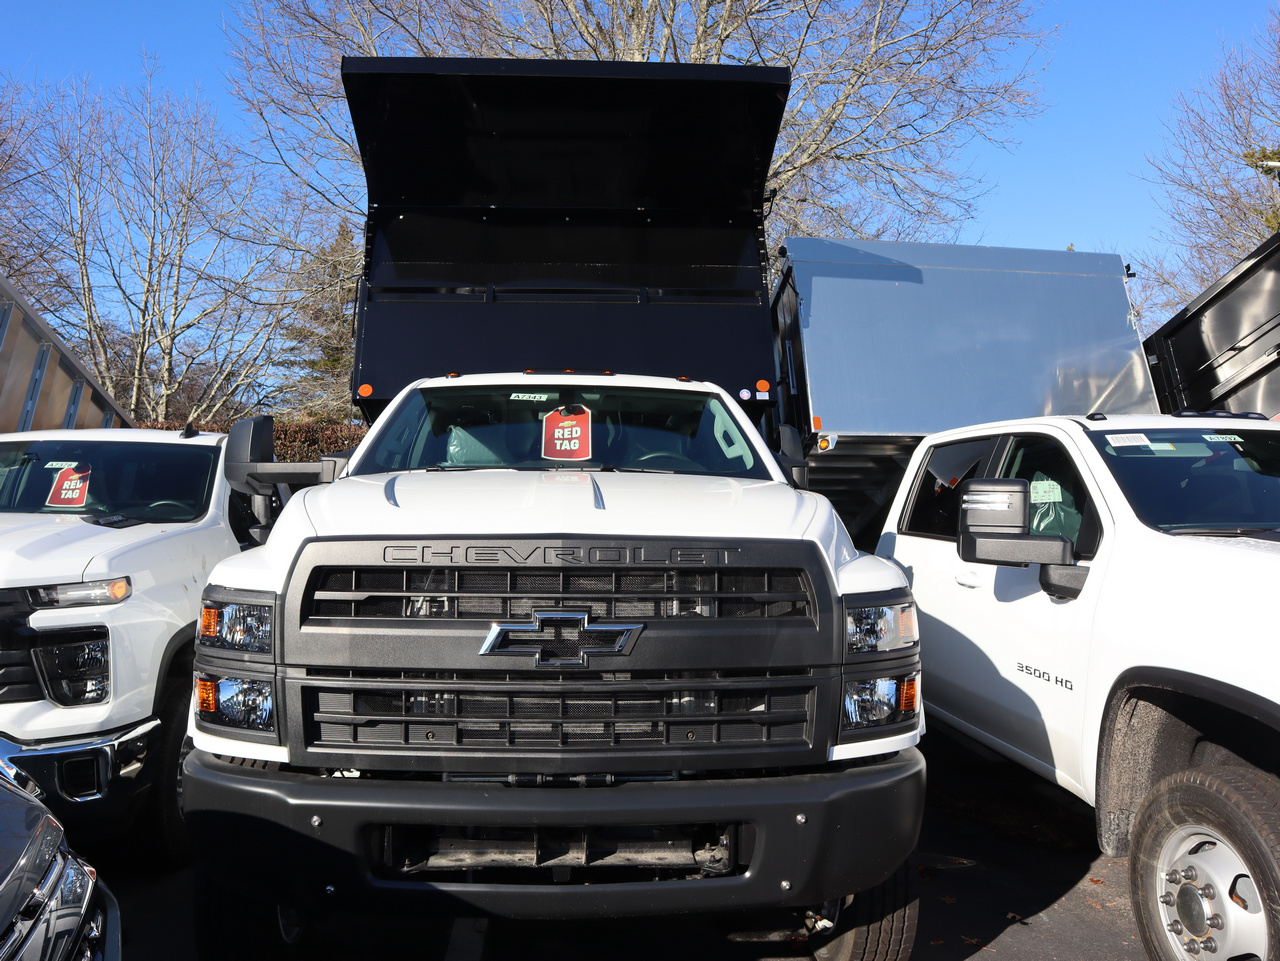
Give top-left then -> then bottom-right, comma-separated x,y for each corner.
342,57 -> 788,423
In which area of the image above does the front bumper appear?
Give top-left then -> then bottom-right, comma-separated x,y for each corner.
183,747 -> 925,919
0,719 -> 162,824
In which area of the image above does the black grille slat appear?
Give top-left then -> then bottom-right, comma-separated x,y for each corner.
305,681 -> 813,752
306,566 -> 812,622
0,605 -> 55,705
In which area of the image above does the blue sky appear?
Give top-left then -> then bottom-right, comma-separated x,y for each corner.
1,0 -> 1272,274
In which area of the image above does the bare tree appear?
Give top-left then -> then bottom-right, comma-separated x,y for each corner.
0,76 -> 72,304
16,63 -> 311,422
227,0 -> 1051,244
1139,8 -> 1280,325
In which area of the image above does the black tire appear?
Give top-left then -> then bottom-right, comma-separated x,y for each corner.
1129,766 -> 1280,961
147,679 -> 193,864
192,859 -> 311,960
812,860 -> 918,961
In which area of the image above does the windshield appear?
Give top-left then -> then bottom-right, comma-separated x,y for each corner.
353,385 -> 772,479
0,440 -> 220,523
1088,427 -> 1280,533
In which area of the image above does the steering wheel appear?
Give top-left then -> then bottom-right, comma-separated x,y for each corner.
631,452 -> 702,470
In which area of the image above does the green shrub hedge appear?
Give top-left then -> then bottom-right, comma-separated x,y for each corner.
138,421 -> 369,462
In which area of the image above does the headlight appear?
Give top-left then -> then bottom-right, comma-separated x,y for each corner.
200,599 -> 273,655
34,631 -> 110,705
28,577 -> 130,609
195,673 -> 276,732
845,599 -> 918,655
842,672 -> 918,730
58,858 -> 94,908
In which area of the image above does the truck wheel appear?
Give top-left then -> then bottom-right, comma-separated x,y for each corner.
812,860 -> 918,961
1129,766 -> 1280,961
193,859 -> 310,959
149,679 -> 193,864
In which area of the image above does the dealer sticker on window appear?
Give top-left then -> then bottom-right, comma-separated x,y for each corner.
1203,434 -> 1243,443
46,464 -> 91,508
542,406 -> 592,461
1105,433 -> 1151,447
1029,479 -> 1062,503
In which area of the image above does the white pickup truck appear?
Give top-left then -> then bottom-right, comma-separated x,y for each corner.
0,427 -> 249,855
878,412 -> 1280,961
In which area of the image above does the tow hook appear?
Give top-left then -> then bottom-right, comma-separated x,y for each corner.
801,899 -> 840,937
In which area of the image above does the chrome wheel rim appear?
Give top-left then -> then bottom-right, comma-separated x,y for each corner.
1154,823 -> 1267,958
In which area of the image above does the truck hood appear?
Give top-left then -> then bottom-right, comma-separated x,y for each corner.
0,513 -> 190,586
301,470 -> 818,541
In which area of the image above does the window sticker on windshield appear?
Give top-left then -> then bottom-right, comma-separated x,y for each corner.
511,393 -> 550,402
542,406 -> 592,461
43,461 -> 78,469
1148,443 -> 1176,450
1029,479 -> 1062,503
1203,434 -> 1243,443
46,464 -> 90,508
1106,433 -> 1151,447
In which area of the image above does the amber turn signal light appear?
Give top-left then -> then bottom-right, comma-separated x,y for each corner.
200,606 -> 218,637
196,677 -> 217,714
898,677 -> 918,713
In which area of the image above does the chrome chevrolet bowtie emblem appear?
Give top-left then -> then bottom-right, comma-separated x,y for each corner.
480,611 -> 643,667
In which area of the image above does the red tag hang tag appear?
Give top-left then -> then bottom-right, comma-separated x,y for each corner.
46,464 -> 91,509
541,406 -> 592,461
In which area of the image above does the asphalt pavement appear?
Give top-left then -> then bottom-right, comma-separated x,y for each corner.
75,723 -> 1142,960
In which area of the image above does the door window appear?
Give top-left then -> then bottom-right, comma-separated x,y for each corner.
998,435 -> 1100,558
902,437 -> 999,538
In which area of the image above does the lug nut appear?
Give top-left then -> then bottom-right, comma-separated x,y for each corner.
1168,921 -> 1184,935
1182,867 -> 1198,882
1201,937 -> 1217,953
1167,870 -> 1182,884
1184,939 -> 1200,955
1207,915 -> 1223,930
1201,884 -> 1216,900
1160,893 -> 1175,905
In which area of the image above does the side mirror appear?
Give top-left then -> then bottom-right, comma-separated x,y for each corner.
776,424 -> 809,490
956,478 -> 1088,600
957,478 -> 1072,567
224,416 -> 341,544
226,416 -> 276,496
319,447 -> 355,482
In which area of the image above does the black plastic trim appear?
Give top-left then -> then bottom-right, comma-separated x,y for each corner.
1109,667 -> 1280,735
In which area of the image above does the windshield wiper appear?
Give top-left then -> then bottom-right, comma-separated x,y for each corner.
1168,527 -> 1280,537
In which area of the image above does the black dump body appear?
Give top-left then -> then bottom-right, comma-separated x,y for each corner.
1145,231 -> 1280,417
342,58 -> 789,422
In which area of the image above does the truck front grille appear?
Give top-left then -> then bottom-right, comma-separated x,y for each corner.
304,673 -> 812,752
0,592 -> 44,705
305,567 -> 811,621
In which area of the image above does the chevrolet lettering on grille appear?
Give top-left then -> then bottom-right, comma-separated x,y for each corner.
480,611 -> 644,667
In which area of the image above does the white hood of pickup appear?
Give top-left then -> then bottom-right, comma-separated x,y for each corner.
301,470 -> 819,541
0,513 -> 183,586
